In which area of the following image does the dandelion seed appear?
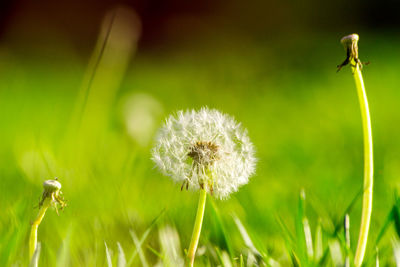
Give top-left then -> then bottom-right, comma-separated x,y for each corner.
151,107 -> 256,199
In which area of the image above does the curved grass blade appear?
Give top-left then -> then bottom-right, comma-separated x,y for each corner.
129,229 -> 149,267
104,241 -> 113,267
209,198 -> 234,258
319,189 -> 362,265
29,242 -> 41,267
117,242 -> 126,267
127,209 -> 165,266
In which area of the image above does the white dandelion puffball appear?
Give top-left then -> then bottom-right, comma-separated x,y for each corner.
152,107 -> 256,199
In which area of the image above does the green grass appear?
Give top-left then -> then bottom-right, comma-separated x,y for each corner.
1,32 -> 400,266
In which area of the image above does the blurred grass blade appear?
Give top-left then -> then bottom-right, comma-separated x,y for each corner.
233,215 -> 261,257
335,188 -> 363,234
147,245 -> 163,259
215,247 -> 233,267
239,254 -> 244,267
209,199 -> 234,257
319,189 -> 362,265
127,228 -> 149,266
127,210 -> 164,266
57,226 -> 72,267
1,202 -> 30,266
276,214 -> 296,262
375,207 -> 394,245
375,247 -> 379,267
29,242 -> 41,267
66,6 -> 141,164
105,241 -> 113,267
291,251 -> 300,267
221,251 -> 233,267
392,237 -> 400,267
72,6 -> 141,127
344,214 -> 351,267
303,217 -> 314,259
276,215 -> 295,243
129,229 -> 149,267
315,220 -> 323,261
267,257 -> 281,267
117,242 -> 126,267
393,197 -> 400,239
295,190 -> 307,264
328,238 -> 343,266
233,215 -> 276,266
158,225 -> 184,266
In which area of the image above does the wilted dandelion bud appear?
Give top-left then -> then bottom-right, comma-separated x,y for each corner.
29,178 -> 67,259
337,33 -> 369,72
39,178 -> 66,213
152,107 -> 256,199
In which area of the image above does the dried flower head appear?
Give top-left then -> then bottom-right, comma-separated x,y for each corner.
39,178 -> 66,214
152,107 -> 256,199
337,33 -> 369,72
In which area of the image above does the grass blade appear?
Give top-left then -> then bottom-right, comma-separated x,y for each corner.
209,199 -> 234,258
127,209 -> 165,266
117,242 -> 127,267
314,219 -> 323,261
214,247 -> 233,267
29,242 -> 41,267
233,216 -> 261,257
239,254 -> 244,267
130,229 -> 149,267
57,226 -> 72,267
393,237 -> 400,267
343,214 -> 351,267
319,189 -> 362,265
393,197 -> 400,239
344,214 -> 351,267
328,238 -> 343,266
295,190 -> 307,264
105,241 -> 113,267
158,225 -> 184,266
303,217 -> 314,259
375,207 -> 394,245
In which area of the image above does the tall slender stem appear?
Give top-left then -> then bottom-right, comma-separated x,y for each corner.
186,188 -> 207,267
29,198 -> 51,260
352,62 -> 374,267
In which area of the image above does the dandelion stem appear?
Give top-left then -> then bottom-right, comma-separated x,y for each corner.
352,58 -> 374,267
29,197 -> 51,260
338,34 -> 373,266
186,188 -> 207,267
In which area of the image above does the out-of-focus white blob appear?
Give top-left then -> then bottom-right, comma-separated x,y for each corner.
156,225 -> 184,267
121,93 -> 163,147
17,149 -> 57,182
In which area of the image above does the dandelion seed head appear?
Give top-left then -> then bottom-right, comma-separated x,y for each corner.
152,107 -> 256,199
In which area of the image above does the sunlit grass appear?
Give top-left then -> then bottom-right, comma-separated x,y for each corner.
1,32 -> 400,266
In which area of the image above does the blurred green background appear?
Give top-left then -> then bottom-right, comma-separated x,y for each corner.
1,0 -> 400,266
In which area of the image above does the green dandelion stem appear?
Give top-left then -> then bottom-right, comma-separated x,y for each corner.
29,197 -> 51,260
338,33 -> 374,267
186,188 -> 207,267
352,59 -> 374,267
338,34 -> 373,266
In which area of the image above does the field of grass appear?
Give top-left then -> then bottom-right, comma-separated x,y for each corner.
1,29 -> 400,266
